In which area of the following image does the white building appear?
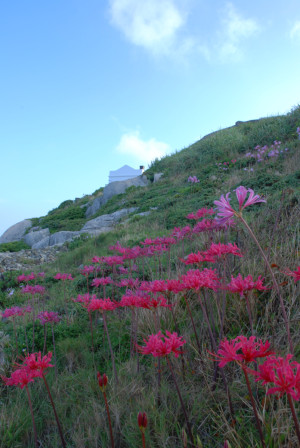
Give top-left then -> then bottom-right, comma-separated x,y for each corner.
108,165 -> 144,183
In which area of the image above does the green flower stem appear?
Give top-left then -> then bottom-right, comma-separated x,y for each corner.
242,367 -> 266,448
25,385 -> 38,448
287,393 -> 300,445
239,216 -> 293,353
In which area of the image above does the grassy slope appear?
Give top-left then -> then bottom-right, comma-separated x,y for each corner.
0,107 -> 299,447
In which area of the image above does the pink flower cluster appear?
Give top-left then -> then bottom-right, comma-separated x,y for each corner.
54,273 -> 74,281
2,306 -> 32,319
255,354 -> 300,400
139,331 -> 186,358
2,352 -> 53,388
245,141 -> 288,163
188,176 -> 200,183
227,274 -> 268,297
37,311 -> 61,325
22,285 -> 45,295
215,336 -> 274,368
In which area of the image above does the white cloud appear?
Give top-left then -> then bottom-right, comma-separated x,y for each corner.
116,131 -> 171,164
217,3 -> 259,61
109,0 -> 189,56
290,21 -> 300,42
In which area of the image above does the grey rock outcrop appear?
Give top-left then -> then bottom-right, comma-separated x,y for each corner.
153,173 -> 163,183
49,231 -> 80,246
85,175 -> 148,218
0,246 -> 68,272
32,231 -> 79,249
0,220 -> 32,244
82,208 -> 137,235
32,237 -> 51,249
24,228 -> 50,247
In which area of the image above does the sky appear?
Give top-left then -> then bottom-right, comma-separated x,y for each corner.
1,0 -> 300,237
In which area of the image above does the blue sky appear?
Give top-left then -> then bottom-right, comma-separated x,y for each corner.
1,0 -> 300,236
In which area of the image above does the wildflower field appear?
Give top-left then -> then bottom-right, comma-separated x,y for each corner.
0,108 -> 299,447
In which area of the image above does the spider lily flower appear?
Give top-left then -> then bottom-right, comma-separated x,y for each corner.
186,208 -> 215,220
214,186 -> 266,224
213,335 -> 274,368
54,273 -> 74,281
97,372 -> 108,392
255,354 -> 300,400
282,266 -> 300,283
2,368 -> 36,389
37,311 -> 61,325
204,242 -> 243,258
139,331 -> 186,358
138,412 -> 148,432
227,274 -> 268,297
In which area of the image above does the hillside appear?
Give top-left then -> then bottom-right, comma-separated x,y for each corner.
0,107 -> 299,448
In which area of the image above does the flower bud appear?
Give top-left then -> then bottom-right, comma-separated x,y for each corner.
137,412 -> 148,432
181,428 -> 188,448
223,441 -> 231,448
97,372 -> 108,392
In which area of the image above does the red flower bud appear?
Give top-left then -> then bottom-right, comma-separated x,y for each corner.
97,372 -> 108,392
137,412 -> 148,432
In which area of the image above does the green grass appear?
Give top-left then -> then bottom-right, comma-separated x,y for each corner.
0,106 -> 299,447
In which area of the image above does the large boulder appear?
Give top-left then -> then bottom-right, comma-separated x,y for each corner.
32,231 -> 79,249
32,237 -> 51,249
49,231 -> 80,246
0,220 -> 32,244
85,175 -> 148,218
81,208 -> 137,234
24,228 -> 50,247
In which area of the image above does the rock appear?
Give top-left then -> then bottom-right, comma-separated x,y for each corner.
28,226 -> 41,232
32,237 -> 51,249
24,228 -> 50,247
0,219 -> 32,244
49,231 -> 80,246
82,208 -> 137,233
153,173 -> 164,183
85,175 -> 148,218
0,246 -> 67,272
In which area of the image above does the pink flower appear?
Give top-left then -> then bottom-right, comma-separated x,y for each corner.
181,269 -> 220,291
23,352 -> 53,377
22,285 -> 45,295
283,266 -> 300,283
80,265 -> 95,276
181,252 -> 216,265
204,242 -> 243,258
119,292 -> 148,308
88,298 -> 117,312
92,277 -> 113,287
2,368 -> 35,389
139,331 -> 186,358
117,278 -> 140,289
186,208 -> 215,220
37,311 -> 61,325
214,186 -> 266,224
54,273 -> 74,281
214,336 -> 274,367
227,274 -> 268,297
101,256 -> 124,266
171,226 -> 192,240
255,355 -> 300,401
17,272 -> 36,283
72,293 -> 95,309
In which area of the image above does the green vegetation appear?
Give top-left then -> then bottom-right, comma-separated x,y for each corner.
0,106 -> 299,447
0,241 -> 31,253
